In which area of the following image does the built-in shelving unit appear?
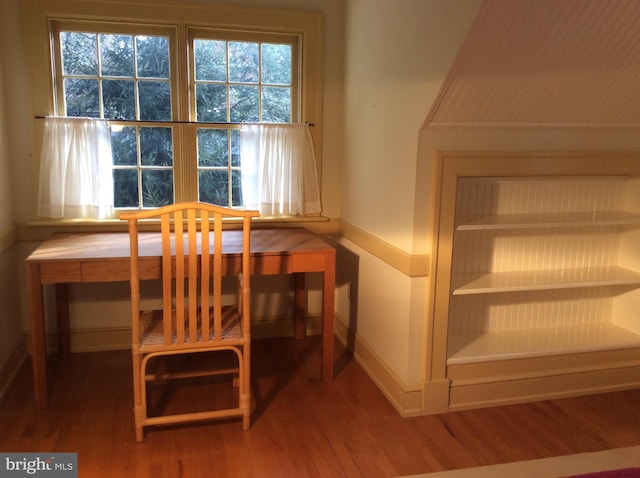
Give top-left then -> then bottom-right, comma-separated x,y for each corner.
426,152 -> 640,414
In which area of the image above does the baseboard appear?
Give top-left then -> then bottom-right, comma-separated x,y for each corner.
26,316 -> 323,355
0,338 -> 28,403
334,314 -> 423,417
26,326 -> 132,354
448,364 -> 640,411
70,327 -> 132,353
251,315 -> 322,339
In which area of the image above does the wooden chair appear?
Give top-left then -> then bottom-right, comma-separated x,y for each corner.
121,202 -> 259,442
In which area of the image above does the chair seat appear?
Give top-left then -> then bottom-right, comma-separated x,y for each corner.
140,306 -> 243,348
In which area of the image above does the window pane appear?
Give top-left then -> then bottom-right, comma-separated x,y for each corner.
64,78 -> 100,117
197,129 -> 228,167
113,169 -> 139,208
196,84 -> 227,122
194,39 -> 226,82
102,79 -> 136,120
61,32 -> 97,76
262,44 -> 291,85
138,81 -> 171,121
142,170 -> 173,207
231,169 -> 242,207
198,170 -> 229,206
140,127 -> 173,166
228,42 -> 258,83
99,34 -> 134,77
230,85 -> 259,122
262,86 -> 291,123
111,126 -> 137,166
231,129 -> 240,167
136,36 -> 170,78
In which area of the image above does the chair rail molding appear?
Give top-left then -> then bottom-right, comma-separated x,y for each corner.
339,219 -> 430,278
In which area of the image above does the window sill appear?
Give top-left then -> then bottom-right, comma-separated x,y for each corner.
19,215 -> 336,241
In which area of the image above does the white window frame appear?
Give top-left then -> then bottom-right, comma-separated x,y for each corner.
50,21 -> 181,210
25,0 -> 324,221
187,28 -> 301,208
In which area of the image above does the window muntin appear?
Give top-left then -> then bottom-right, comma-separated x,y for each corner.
50,22 -> 300,211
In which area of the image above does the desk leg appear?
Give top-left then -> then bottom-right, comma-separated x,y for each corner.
56,284 -> 71,357
27,263 -> 48,408
294,273 -> 306,339
322,251 -> 336,382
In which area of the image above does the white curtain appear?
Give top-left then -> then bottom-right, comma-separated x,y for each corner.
240,124 -> 321,216
37,117 -> 114,219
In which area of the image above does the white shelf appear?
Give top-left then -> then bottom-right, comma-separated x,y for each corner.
452,266 -> 640,295
447,322 -> 640,365
456,211 -> 640,231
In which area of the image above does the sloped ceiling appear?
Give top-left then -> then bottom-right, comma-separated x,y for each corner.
425,0 -> 640,127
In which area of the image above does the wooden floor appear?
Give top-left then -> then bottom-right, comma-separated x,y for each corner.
1,336 -> 639,478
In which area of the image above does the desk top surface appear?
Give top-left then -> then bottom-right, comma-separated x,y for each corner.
27,228 -> 335,263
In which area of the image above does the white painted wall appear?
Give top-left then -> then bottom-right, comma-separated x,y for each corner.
336,238 -> 428,385
340,0 -> 482,385
0,0 -> 28,379
342,0 -> 483,253
0,28 -> 14,230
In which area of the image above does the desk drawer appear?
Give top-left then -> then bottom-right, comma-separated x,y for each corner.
40,262 -> 82,283
82,260 -> 131,282
248,255 -> 292,275
81,258 -> 162,282
292,253 -> 327,272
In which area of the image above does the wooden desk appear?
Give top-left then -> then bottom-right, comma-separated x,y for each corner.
26,228 -> 336,408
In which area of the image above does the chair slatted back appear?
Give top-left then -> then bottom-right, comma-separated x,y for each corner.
122,202 -> 259,348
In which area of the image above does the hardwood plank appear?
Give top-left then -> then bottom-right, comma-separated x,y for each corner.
1,337 -> 639,477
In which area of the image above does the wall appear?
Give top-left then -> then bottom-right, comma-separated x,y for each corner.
337,0 -> 482,410
342,0 -> 483,252
0,0 -> 29,399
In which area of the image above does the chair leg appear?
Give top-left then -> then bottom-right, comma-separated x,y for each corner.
134,405 -> 145,442
242,345 -> 251,430
240,387 -> 250,430
132,351 -> 145,442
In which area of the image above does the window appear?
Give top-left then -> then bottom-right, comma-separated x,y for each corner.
50,21 -> 300,211
53,25 -> 177,209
